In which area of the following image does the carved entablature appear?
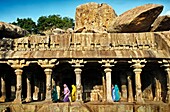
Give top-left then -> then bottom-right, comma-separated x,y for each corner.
10,32 -> 158,51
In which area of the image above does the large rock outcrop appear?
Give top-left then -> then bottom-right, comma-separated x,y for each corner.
75,2 -> 117,33
150,15 -> 170,32
107,4 -> 163,33
0,22 -> 29,38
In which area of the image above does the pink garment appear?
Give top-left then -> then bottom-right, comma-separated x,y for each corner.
63,84 -> 70,102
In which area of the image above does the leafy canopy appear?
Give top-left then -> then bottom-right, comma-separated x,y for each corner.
12,14 -> 74,34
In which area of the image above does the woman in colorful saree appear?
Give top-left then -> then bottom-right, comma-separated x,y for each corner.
52,85 -> 58,102
71,84 -> 76,102
63,84 -> 70,102
112,84 -> 120,102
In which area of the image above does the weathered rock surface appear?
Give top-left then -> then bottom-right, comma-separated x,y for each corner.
75,2 -> 117,33
151,15 -> 170,31
107,4 -> 163,33
0,21 -> 29,38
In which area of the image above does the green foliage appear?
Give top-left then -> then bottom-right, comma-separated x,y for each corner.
37,15 -> 74,31
12,14 -> 74,34
12,18 -> 37,34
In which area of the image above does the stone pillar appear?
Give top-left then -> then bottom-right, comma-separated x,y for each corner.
44,68 -> 52,101
158,60 -> 170,103
14,69 -> 23,103
133,68 -> 143,102
104,68 -> 112,102
25,74 -> 32,102
33,79 -> 39,100
69,59 -> 86,102
127,74 -> 134,102
102,75 -> 106,102
0,76 -> 6,102
165,67 -> 170,103
74,68 -> 83,101
99,59 -> 116,102
129,59 -> 146,103
38,59 -> 58,102
120,73 -> 127,102
7,59 -> 29,103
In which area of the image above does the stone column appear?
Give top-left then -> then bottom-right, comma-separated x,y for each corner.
7,59 -> 29,103
33,79 -> 39,100
129,59 -> 146,103
99,59 -> 116,102
133,68 -> 143,102
120,73 -> 127,102
25,74 -> 32,102
104,68 -> 112,102
0,76 -> 6,102
102,75 -> 106,102
38,59 -> 58,102
160,60 -> 170,103
44,68 -> 52,101
165,67 -> 170,103
14,69 -> 23,103
74,68 -> 83,101
127,74 -> 134,102
69,59 -> 86,102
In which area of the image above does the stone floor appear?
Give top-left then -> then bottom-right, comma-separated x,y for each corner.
0,101 -> 170,112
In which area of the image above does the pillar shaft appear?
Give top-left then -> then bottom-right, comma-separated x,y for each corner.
74,68 -> 82,101
127,75 -> 133,102
14,69 -> 23,103
26,74 -> 32,102
0,77 -> 6,102
44,68 -> 52,101
165,68 -> 170,103
102,75 -> 106,102
104,68 -> 112,102
134,69 -> 143,102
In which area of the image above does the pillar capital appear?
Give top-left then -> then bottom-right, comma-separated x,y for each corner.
129,59 -> 146,69
98,59 -> 117,68
38,59 -> 59,69
8,59 -> 29,69
68,59 -> 87,68
159,59 -> 170,71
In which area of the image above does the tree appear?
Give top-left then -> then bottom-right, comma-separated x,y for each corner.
12,18 -> 37,34
12,14 -> 74,34
37,14 -> 74,32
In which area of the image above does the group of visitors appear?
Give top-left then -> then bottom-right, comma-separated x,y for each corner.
52,83 -> 76,102
52,83 -> 120,102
